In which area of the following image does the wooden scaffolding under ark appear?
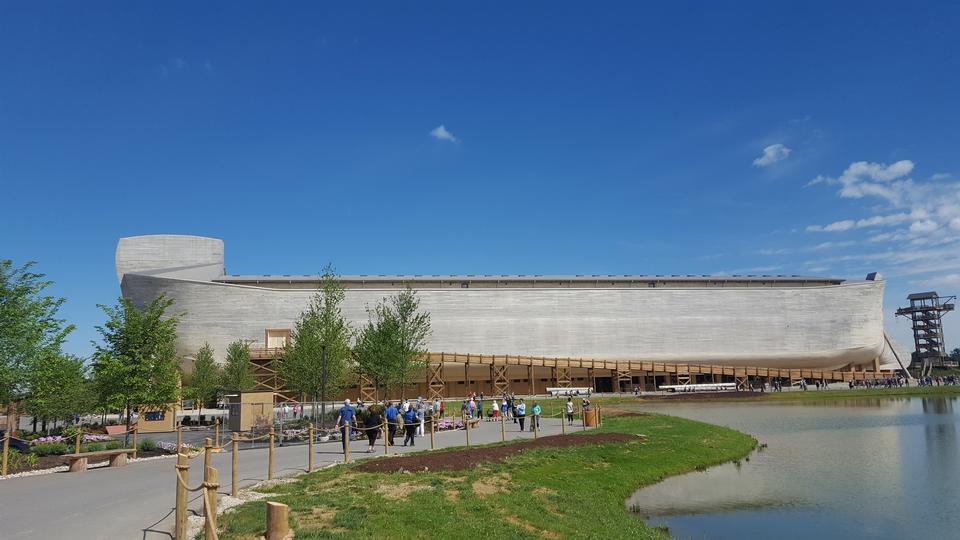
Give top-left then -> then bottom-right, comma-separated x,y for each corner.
418,352 -> 899,401
247,347 -> 901,403
896,291 -> 956,376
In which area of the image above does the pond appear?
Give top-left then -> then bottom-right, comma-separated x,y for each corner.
626,396 -> 960,540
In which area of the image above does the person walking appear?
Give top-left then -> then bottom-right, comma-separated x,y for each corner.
417,404 -> 425,437
531,401 -> 541,431
384,401 -> 399,446
516,399 -> 526,431
565,397 -> 575,425
402,405 -> 418,447
365,405 -> 382,452
335,399 -> 356,453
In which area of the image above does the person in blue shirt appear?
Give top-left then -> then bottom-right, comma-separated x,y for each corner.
384,401 -> 399,446
516,399 -> 526,431
402,406 -> 418,446
336,399 -> 356,453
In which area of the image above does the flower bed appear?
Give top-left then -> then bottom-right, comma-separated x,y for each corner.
156,441 -> 196,453
436,419 -> 464,431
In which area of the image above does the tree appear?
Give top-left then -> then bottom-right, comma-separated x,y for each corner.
386,287 -> 431,398
221,340 -> 255,392
950,348 -> 960,363
355,287 -> 431,399
354,303 -> 394,401
24,353 -> 93,431
278,264 -> 353,422
91,295 -> 182,433
0,260 -> 74,413
190,343 -> 221,420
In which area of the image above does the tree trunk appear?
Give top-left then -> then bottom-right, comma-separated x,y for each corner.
124,401 -> 133,447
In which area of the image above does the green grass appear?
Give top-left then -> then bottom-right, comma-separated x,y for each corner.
217,413 -> 756,539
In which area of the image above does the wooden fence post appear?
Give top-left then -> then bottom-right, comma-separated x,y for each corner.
265,501 -> 291,540
500,413 -> 506,442
343,421 -> 350,464
1,432 -> 9,476
464,414 -> 471,446
307,423 -> 314,473
75,427 -> 82,455
268,428 -> 275,480
174,453 -> 188,540
176,423 -> 183,454
533,414 -> 538,439
383,421 -> 389,455
204,466 -> 219,540
430,416 -> 436,450
132,427 -> 139,459
561,412 -> 566,435
204,437 -> 213,474
231,433 -> 239,497
214,419 -> 220,450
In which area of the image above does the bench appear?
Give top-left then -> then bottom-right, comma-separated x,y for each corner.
63,449 -> 136,472
545,387 -> 593,397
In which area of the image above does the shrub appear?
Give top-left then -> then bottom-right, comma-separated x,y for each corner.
138,439 -> 158,452
7,450 -> 39,471
81,443 -> 105,453
31,442 -> 69,456
104,441 -> 123,450
61,425 -> 80,441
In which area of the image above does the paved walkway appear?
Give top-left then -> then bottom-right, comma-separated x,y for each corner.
1,416 -> 589,540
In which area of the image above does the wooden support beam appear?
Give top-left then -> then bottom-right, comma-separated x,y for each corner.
491,364 -> 509,396
427,363 -> 445,401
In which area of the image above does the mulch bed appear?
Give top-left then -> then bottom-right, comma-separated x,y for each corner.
354,432 -> 641,473
6,449 -> 170,475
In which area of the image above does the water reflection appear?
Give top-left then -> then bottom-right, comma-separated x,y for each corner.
627,397 -> 959,540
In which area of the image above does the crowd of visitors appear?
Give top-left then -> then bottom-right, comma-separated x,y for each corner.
330,391 -> 591,450
333,396 -> 447,452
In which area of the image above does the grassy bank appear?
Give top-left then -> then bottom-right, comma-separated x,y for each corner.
217,414 -> 756,539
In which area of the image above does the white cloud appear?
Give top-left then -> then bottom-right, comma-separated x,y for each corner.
758,248 -> 791,256
913,273 -> 960,286
429,125 -> 458,142
855,213 -> 910,228
806,220 -> 854,232
753,144 -> 792,167
909,219 -> 939,234
810,241 -> 855,251
931,173 -> 952,181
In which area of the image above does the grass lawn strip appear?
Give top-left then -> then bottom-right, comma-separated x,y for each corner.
216,413 -> 756,539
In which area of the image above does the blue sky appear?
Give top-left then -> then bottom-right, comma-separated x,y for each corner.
2,2 -> 958,357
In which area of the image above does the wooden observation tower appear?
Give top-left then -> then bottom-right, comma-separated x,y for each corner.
896,292 -> 955,376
